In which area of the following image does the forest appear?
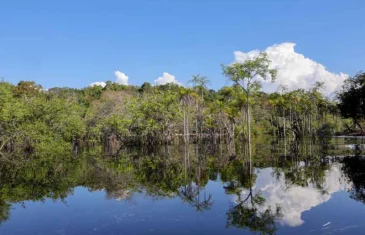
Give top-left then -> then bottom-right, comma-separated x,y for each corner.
1,53 -> 365,235
0,53 -> 364,157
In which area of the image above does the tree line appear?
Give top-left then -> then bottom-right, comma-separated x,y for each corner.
0,54 -> 363,154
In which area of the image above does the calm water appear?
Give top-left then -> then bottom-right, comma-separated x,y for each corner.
1,137 -> 365,235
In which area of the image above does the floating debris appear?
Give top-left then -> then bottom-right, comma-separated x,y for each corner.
323,222 -> 331,227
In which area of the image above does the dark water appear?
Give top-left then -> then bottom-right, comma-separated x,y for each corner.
1,137 -> 365,235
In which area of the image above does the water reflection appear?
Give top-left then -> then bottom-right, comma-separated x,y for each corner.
341,156 -> 365,204
225,163 -> 282,235
0,137 -> 365,234
237,164 -> 348,227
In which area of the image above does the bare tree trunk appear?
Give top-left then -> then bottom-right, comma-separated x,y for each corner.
196,101 -> 198,141
309,114 -> 312,138
185,104 -> 190,143
283,110 -> 286,138
290,105 -> 292,125
247,92 -> 251,161
183,108 -> 187,143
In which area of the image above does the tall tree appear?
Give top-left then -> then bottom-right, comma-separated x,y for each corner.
189,74 -> 210,138
179,88 -> 197,143
222,52 -> 277,157
189,74 -> 210,101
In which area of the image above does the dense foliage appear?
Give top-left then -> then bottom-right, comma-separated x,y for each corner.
0,73 -> 353,154
1,54 -> 361,154
338,71 -> 365,133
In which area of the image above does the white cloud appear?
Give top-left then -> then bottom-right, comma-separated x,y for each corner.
154,72 -> 182,86
234,43 -> 349,96
115,71 -> 129,85
89,82 -> 106,88
88,71 -> 129,88
232,164 -> 350,227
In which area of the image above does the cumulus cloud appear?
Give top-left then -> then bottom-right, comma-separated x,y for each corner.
115,71 -> 129,85
232,164 -> 350,227
89,82 -> 106,88
154,72 -> 182,86
234,43 -> 349,96
89,71 -> 129,88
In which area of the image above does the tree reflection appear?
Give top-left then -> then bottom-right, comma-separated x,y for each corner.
178,183 -> 214,211
341,156 -> 365,203
0,202 -> 10,226
226,197 -> 281,235
178,144 -> 214,211
179,182 -> 198,204
0,139 -> 355,231
272,140 -> 331,192
225,161 -> 282,235
133,153 -> 184,197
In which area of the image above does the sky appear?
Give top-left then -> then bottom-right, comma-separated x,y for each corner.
1,0 -> 364,93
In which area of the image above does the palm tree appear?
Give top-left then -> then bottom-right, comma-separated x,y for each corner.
189,74 -> 210,138
189,74 -> 210,101
189,74 -> 200,89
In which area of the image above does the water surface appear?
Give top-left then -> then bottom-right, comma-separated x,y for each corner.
1,137 -> 365,234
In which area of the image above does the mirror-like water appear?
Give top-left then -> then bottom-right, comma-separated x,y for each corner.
1,137 -> 365,235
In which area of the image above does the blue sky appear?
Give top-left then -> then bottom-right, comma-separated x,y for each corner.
1,0 -> 364,90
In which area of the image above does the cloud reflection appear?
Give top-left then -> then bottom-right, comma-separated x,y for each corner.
233,164 -> 350,227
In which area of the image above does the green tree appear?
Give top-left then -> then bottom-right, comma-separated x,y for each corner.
222,52 -> 277,156
12,81 -> 43,99
338,72 -> 365,132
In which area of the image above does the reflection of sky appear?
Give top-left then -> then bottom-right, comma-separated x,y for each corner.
234,164 -> 350,227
